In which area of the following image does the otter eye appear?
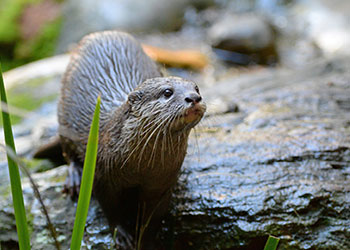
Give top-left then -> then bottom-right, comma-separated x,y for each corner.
163,89 -> 173,98
195,86 -> 200,94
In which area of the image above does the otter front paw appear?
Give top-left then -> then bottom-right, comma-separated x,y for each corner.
62,161 -> 83,200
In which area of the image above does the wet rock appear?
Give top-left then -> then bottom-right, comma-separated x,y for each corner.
1,55 -> 350,249
185,56 -> 350,249
208,13 -> 278,65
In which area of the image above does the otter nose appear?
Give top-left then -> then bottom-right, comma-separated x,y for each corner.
185,93 -> 202,104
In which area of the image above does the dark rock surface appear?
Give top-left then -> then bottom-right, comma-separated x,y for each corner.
1,56 -> 350,249
177,57 -> 350,249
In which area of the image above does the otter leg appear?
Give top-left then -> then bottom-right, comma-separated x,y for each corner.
113,225 -> 134,249
62,161 -> 83,199
94,182 -> 139,249
137,190 -> 172,249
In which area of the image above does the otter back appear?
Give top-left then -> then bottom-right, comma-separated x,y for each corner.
58,31 -> 161,144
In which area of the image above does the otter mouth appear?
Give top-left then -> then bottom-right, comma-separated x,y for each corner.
171,103 -> 206,132
182,103 -> 206,125
184,106 -> 203,123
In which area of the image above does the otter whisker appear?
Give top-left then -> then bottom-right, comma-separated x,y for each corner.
150,113 -> 175,168
120,107 -> 168,167
155,107 -> 182,169
192,127 -> 201,163
164,106 -> 183,158
121,116 -> 167,169
136,115 -> 171,168
137,108 -> 165,137
143,112 -> 174,168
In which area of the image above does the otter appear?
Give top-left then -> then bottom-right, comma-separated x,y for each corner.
57,31 -> 206,247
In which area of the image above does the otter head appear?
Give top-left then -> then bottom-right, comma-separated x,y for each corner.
127,76 -> 206,132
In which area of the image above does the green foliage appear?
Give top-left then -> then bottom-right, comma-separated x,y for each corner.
0,0 -> 31,42
0,0 -> 62,71
31,16 -> 62,60
15,16 -> 62,62
70,96 -> 101,250
264,235 -> 280,250
0,62 -> 31,249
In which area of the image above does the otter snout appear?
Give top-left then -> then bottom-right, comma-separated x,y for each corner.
183,91 -> 206,126
185,93 -> 202,104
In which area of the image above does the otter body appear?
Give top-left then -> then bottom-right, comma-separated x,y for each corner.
58,31 -> 206,246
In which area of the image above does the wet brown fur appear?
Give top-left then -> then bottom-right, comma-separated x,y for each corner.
58,31 -> 206,246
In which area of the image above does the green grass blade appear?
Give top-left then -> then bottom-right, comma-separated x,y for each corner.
264,235 -> 280,250
70,96 -> 101,250
0,62 -> 31,249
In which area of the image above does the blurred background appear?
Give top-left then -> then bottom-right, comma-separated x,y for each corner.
1,1 -> 350,249
1,0 -> 350,72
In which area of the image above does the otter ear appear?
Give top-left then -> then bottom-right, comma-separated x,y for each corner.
128,90 -> 143,104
